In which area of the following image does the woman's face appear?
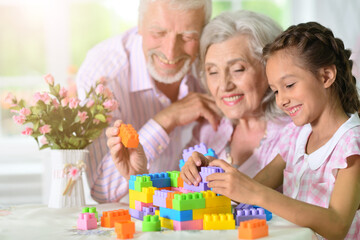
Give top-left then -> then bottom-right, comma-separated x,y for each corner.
204,35 -> 269,120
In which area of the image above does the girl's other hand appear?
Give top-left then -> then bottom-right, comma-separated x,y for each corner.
180,152 -> 210,186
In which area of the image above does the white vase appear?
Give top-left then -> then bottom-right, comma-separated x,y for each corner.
48,149 -> 88,208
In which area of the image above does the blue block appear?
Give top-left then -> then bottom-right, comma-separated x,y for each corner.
159,207 -> 193,222
204,148 -> 218,158
129,175 -> 137,190
149,172 -> 171,188
179,159 -> 185,171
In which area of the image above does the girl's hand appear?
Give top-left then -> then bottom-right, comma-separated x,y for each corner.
106,120 -> 148,180
207,159 -> 263,204
180,152 -> 211,186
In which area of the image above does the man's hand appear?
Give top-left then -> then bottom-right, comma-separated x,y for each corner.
153,92 -> 221,134
106,120 -> 148,180
180,152 -> 211,186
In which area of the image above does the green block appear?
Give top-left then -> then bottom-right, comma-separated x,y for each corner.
167,171 -> 180,187
82,207 -> 89,213
89,207 -> 98,221
172,192 -> 206,211
135,175 -> 153,192
142,215 -> 161,232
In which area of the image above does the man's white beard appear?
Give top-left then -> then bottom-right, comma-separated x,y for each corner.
147,51 -> 192,84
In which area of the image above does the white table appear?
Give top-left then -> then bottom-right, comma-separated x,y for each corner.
0,203 -> 317,240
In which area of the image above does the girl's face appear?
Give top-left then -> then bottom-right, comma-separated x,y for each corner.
204,35 -> 268,120
266,50 -> 328,126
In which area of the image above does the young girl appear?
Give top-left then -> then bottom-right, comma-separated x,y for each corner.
181,22 -> 360,239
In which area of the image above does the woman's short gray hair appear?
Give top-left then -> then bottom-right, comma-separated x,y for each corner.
200,10 -> 285,121
138,0 -> 212,27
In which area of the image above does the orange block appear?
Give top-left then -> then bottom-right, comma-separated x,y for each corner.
115,220 -> 135,239
238,219 -> 268,239
101,209 -> 131,228
166,191 -> 182,209
119,124 -> 139,148
177,176 -> 184,188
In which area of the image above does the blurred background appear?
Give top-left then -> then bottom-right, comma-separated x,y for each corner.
0,0 -> 359,206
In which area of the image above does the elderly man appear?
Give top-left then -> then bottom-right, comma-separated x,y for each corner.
76,0 -> 219,203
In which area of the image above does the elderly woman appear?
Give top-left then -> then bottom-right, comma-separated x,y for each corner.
181,10 -> 289,185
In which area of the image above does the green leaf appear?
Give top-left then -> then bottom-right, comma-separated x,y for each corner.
94,114 -> 106,122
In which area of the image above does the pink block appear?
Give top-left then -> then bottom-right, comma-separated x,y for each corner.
77,213 -> 97,230
171,187 -> 194,193
173,219 -> 203,231
135,200 -> 153,211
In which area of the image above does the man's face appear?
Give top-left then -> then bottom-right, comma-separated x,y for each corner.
139,1 -> 205,84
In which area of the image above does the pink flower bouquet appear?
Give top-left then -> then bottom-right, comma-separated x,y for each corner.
6,74 -> 118,149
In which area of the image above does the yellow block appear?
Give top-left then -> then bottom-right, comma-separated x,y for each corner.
159,216 -> 174,230
203,213 -> 235,230
201,190 -> 231,208
129,187 -> 157,204
193,205 -> 232,220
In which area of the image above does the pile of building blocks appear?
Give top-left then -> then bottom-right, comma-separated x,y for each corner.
238,219 -> 269,239
128,143 -> 237,231
119,124 -> 139,148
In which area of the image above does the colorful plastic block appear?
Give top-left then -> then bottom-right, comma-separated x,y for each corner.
119,124 -> 139,148
166,191 -> 182,209
167,171 -> 180,187
193,205 -> 232,220
172,192 -> 205,211
177,175 -> 184,188
142,215 -> 161,232
235,208 -> 266,226
173,219 -> 203,231
203,213 -> 235,230
238,219 -> 268,239
115,220 -> 135,239
82,207 -> 99,221
159,207 -> 193,222
171,187 -> 194,193
149,172 -> 171,188
135,200 -> 153,211
160,216 -> 174,230
142,206 -> 159,216
134,175 -> 153,192
101,209 -> 131,228
179,159 -> 185,171
182,143 -> 208,162
129,208 -> 144,220
183,182 -> 210,192
129,187 -> 157,204
77,213 -> 97,230
153,190 -> 172,208
204,148 -> 218,158
201,190 -> 231,208
199,166 -> 224,183
252,205 -> 273,221
129,175 -> 136,191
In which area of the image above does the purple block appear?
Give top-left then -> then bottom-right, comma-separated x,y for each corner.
182,143 -> 208,162
183,181 -> 210,192
143,206 -> 159,216
199,166 -> 224,183
129,208 -> 144,220
153,190 -> 173,208
234,208 -> 266,226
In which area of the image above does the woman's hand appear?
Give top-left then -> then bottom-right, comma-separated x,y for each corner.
207,159 -> 263,205
180,152 -> 211,186
106,120 -> 148,180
